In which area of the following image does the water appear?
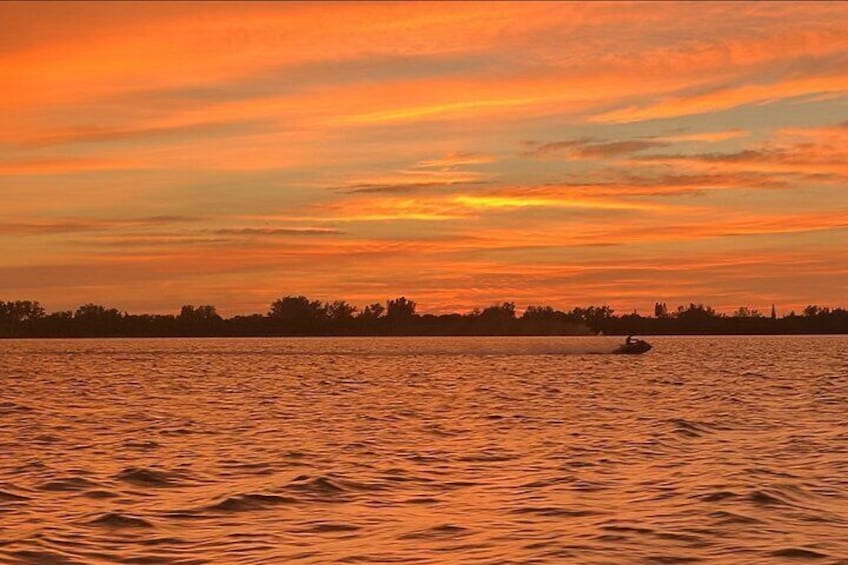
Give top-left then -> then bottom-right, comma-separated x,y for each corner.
1,336 -> 847,564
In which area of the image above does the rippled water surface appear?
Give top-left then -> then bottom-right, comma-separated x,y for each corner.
2,336 -> 848,564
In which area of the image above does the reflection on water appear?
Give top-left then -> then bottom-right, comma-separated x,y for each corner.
1,336 -> 847,564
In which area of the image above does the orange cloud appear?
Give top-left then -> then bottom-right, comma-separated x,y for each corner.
634,123 -> 848,177
660,129 -> 749,143
592,74 -> 848,123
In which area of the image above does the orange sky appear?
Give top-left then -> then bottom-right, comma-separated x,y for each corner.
2,1 -> 847,315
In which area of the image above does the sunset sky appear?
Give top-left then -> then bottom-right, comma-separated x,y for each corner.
2,1 -> 847,315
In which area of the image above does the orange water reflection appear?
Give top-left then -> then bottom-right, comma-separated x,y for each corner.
1,336 -> 847,563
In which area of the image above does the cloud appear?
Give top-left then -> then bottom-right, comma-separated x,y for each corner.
637,146 -> 848,178
525,138 -> 669,159
449,208 -> 848,254
619,121 -> 848,186
415,152 -> 496,169
591,73 -> 848,124
326,160 -> 493,194
525,129 -> 749,161
0,157 -> 142,175
14,120 -> 266,149
209,227 -> 342,236
659,129 -> 748,143
0,216 -> 198,236
551,171 -> 790,197
452,194 -> 665,212
333,181 -> 488,195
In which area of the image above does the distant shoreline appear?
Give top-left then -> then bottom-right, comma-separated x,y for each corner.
3,298 -> 847,338
2,331 -> 848,340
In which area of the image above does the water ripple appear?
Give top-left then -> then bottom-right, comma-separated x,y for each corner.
2,336 -> 848,563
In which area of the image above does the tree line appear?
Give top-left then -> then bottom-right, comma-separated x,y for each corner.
1,297 -> 847,338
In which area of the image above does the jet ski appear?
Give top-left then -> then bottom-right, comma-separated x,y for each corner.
613,336 -> 652,354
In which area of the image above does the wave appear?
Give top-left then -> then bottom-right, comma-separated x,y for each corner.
0,489 -> 29,502
7,549 -> 83,565
0,401 -> 34,414
667,418 -> 721,438
708,511 -> 762,525
769,547 -> 828,559
204,493 -> 297,513
749,489 -> 802,508
83,489 -> 119,499
510,506 -> 598,518
286,475 -> 347,495
87,512 -> 154,528
38,477 -> 99,492
300,521 -> 361,534
400,524 -> 471,540
116,467 -> 184,487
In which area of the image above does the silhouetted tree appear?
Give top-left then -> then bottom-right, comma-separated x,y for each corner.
732,306 -> 762,318
0,300 -> 46,323
177,305 -> 222,335
654,302 -> 668,318
179,304 -> 220,320
268,296 -> 326,333
569,305 -> 614,332
472,302 -> 516,334
803,305 -> 829,317
386,297 -> 416,319
675,303 -> 717,321
0,300 -> 46,337
481,302 -> 516,319
523,305 -> 553,319
359,303 -> 385,320
326,300 -> 357,321
69,303 -> 125,336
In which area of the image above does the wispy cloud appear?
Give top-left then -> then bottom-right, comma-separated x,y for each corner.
591,74 -> 848,124
0,216 -> 198,236
525,138 -> 669,159
660,129 -> 748,143
333,181 -> 488,195
208,227 -> 341,236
